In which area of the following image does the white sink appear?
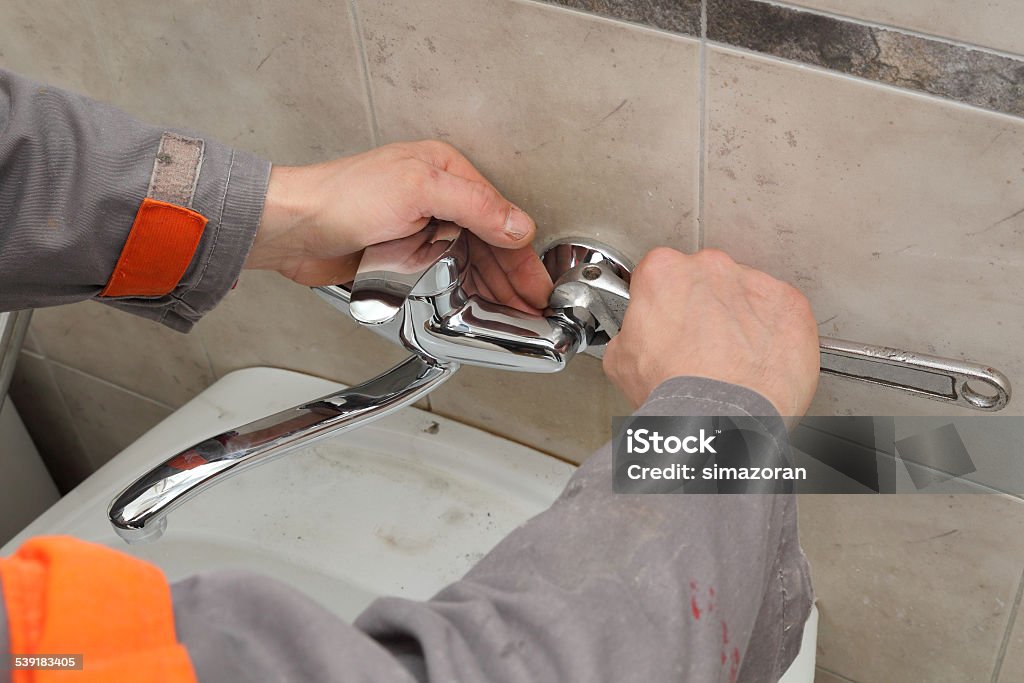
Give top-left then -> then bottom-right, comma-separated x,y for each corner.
3,367 -> 816,681
2,368 -> 573,616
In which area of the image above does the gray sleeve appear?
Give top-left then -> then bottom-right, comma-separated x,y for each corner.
0,69 -> 270,332
171,377 -> 813,683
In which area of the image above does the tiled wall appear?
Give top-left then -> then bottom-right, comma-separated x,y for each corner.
3,1 -> 1024,680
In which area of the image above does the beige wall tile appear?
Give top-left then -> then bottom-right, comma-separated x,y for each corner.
8,352 -> 91,492
0,0 -> 113,98
356,0 -> 701,263
704,46 -> 1024,418
30,302 -> 215,408
799,494 -> 1024,682
814,669 -> 855,683
430,354 -> 633,463
20,327 -> 39,354
49,363 -> 172,470
195,270 -> 411,386
999,599 -> 1024,681
787,0 -> 1024,57
83,0 -> 374,163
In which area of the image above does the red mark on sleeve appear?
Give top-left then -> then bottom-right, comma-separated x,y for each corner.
729,647 -> 741,683
689,581 -> 721,621
689,581 -> 702,620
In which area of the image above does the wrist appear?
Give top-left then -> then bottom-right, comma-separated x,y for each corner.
245,165 -> 321,272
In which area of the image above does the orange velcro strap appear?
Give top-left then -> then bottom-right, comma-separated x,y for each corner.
0,536 -> 196,683
99,197 -> 207,298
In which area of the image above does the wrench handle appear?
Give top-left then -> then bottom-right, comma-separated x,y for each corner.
819,337 -> 1011,412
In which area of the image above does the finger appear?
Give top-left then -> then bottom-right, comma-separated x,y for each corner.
468,238 -> 542,314
491,246 -> 553,310
418,165 -> 537,247
465,233 -> 552,310
469,264 -> 497,302
415,140 -> 496,189
407,144 -> 552,308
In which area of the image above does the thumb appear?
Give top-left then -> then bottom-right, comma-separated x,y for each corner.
421,168 -> 536,247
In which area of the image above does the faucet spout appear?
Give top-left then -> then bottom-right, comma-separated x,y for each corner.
108,355 -> 455,544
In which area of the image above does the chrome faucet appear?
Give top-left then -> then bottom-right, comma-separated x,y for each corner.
109,221 -> 1012,543
109,222 -> 634,543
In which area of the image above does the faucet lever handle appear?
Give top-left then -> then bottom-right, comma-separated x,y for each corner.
349,220 -> 467,325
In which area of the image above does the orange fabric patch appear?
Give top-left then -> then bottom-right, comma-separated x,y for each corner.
0,536 -> 196,683
99,198 -> 207,298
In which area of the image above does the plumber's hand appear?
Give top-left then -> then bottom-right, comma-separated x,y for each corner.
245,140 -> 553,311
603,247 -> 820,417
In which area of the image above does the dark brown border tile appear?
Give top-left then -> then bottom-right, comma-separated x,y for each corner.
540,0 -> 700,37
708,0 -> 1024,117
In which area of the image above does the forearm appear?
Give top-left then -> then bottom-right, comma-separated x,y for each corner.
164,378 -> 810,682
0,69 -> 269,331
356,376 -> 813,682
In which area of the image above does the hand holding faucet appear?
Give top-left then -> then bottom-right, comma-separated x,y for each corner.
242,140 -> 553,312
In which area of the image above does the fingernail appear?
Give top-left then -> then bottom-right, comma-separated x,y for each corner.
504,205 -> 532,241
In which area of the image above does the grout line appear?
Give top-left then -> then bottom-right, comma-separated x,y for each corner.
348,0 -> 382,147
38,356 -> 94,465
991,566 -> 1024,681
696,0 -> 708,250
817,667 -> 858,683
760,0 -> 1024,62
24,327 -> 43,358
707,40 -> 1024,123
195,332 -> 220,382
46,359 -> 176,410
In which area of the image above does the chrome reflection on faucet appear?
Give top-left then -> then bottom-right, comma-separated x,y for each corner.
109,222 -> 633,543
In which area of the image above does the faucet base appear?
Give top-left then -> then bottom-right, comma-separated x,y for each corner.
541,238 -> 634,359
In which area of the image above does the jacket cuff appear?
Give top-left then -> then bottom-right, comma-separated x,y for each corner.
161,140 -> 270,331
102,139 -> 270,333
637,376 -> 791,457
641,376 -> 783,419
160,142 -> 271,332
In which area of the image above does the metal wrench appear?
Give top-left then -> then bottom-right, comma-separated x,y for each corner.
818,337 -> 1010,411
